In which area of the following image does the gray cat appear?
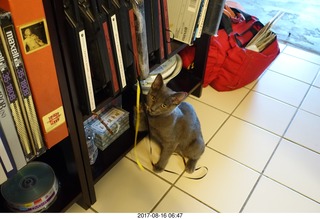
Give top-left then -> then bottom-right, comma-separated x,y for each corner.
138,74 -> 205,173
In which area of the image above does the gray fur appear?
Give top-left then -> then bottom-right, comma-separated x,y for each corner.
140,74 -> 205,173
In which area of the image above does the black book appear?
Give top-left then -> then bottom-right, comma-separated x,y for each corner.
108,0 -> 134,70
64,0 -> 96,115
98,0 -> 127,91
202,0 -> 225,36
159,0 -> 172,58
144,0 -> 161,64
78,0 -> 114,102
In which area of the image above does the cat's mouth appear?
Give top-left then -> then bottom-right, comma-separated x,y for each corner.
146,109 -> 158,116
145,106 -> 159,117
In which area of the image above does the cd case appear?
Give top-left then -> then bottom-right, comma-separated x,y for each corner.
1,161 -> 58,212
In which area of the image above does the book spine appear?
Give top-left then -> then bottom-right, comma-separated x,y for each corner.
157,0 -> 165,61
0,124 -> 17,178
78,1 -> 112,97
195,0 -> 209,38
128,3 -> 140,76
202,0 -> 226,36
64,1 -> 96,115
151,0 -> 160,61
100,1 -> 129,89
192,0 -> 206,42
0,65 -> 26,170
110,14 -> 126,89
0,28 -> 34,161
78,29 -> 96,112
130,0 -> 150,80
101,21 -> 120,95
1,17 -> 46,156
160,0 -> 172,57
111,0 -> 134,69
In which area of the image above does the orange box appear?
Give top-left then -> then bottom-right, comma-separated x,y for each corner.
0,0 -> 68,149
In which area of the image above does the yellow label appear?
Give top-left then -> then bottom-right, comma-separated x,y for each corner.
42,106 -> 66,133
23,202 -> 33,208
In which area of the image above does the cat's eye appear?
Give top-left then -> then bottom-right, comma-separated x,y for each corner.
161,104 -> 167,108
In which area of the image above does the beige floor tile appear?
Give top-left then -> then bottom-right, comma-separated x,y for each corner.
283,46 -> 320,64
233,91 -> 296,135
300,86 -> 320,116
253,70 -> 310,107
285,110 -> 320,153
313,73 -> 320,88
190,86 -> 250,113
153,187 -> 216,213
264,139 -> 320,203
175,149 -> 260,212
269,53 -> 319,83
243,176 -> 320,212
185,97 -> 229,144
91,158 -> 171,212
208,116 -> 280,172
126,137 -> 184,183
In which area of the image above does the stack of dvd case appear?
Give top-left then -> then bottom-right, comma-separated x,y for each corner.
84,106 -> 129,151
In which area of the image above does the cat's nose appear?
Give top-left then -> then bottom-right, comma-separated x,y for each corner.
146,107 -> 154,114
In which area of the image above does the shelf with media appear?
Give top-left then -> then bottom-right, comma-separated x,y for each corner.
87,35 -> 208,183
0,0 -> 216,213
0,0 -> 92,212
0,137 -> 86,212
42,0 -> 210,211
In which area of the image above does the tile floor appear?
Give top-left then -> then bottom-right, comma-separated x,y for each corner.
66,42 -> 320,213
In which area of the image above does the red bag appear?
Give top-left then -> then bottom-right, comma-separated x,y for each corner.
180,7 -> 280,91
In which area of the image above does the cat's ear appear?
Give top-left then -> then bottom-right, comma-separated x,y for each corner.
151,74 -> 164,90
171,92 -> 188,105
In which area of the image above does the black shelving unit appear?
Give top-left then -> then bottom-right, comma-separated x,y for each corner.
0,0 -> 93,212
0,0 -> 214,212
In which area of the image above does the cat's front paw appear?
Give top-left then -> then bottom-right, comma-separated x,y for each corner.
153,164 -> 165,173
185,165 -> 195,174
185,159 -> 197,173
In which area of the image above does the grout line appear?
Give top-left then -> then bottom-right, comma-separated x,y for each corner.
149,184 -> 176,212
262,175 -> 320,205
171,186 -> 221,213
205,87 -> 254,146
239,137 -> 283,212
124,155 -> 178,186
282,137 -> 320,156
204,146 -> 261,174
282,48 -> 320,65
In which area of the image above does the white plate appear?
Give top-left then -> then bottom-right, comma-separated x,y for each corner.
140,54 -> 182,94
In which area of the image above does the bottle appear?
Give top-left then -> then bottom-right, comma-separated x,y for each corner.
85,127 -> 98,165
